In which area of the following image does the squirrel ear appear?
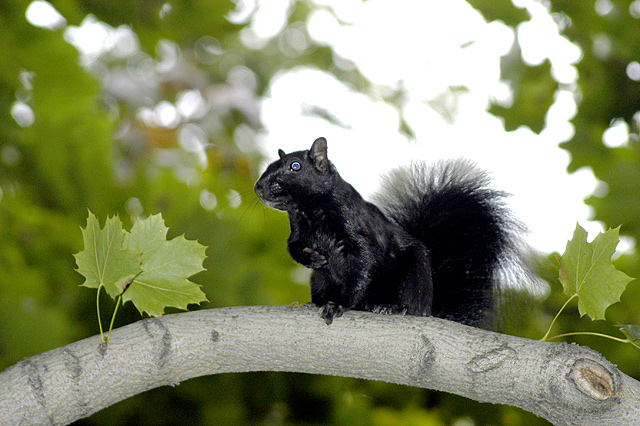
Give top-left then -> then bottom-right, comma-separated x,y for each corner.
278,149 -> 286,158
310,137 -> 329,172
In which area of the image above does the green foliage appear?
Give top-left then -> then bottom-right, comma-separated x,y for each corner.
75,212 -> 141,298
0,193 -> 82,369
558,224 -> 633,320
547,1 -> 640,274
121,213 -> 207,316
491,57 -> 557,133
551,0 -> 640,168
543,223 -> 637,348
70,1 -> 236,45
468,0 -> 558,133
618,323 -> 640,344
75,211 -> 207,341
467,0 -> 529,26
4,17 -> 117,215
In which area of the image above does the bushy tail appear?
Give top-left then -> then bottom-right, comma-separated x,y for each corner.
373,160 -> 530,327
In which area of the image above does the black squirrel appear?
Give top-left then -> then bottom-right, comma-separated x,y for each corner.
254,137 -> 530,326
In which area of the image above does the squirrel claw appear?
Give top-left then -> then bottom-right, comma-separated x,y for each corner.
372,305 -> 408,315
319,302 -> 344,325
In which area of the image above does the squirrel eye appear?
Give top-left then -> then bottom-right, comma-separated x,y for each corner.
290,161 -> 301,171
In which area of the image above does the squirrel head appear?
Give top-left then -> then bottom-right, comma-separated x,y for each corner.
254,137 -> 338,211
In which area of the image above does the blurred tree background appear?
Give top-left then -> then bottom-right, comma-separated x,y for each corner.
1,0 -> 640,425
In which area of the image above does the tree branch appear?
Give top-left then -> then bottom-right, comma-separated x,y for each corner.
1,305 -> 639,426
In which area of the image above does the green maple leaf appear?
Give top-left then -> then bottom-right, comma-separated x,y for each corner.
558,223 -> 634,320
122,214 -> 208,316
618,323 -> 640,343
74,211 -> 141,298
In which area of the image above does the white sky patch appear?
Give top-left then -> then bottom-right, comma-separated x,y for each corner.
602,119 -> 630,148
25,1 -> 66,30
63,15 -> 139,65
516,0 -> 582,85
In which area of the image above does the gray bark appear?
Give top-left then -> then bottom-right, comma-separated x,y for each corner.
0,305 -> 638,425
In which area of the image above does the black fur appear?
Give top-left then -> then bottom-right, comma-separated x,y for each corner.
255,137 -> 527,326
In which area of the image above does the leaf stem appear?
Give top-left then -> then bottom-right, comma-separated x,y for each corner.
96,283 -> 106,343
546,331 -> 635,346
541,294 -> 578,341
106,295 -> 122,343
96,283 -> 123,344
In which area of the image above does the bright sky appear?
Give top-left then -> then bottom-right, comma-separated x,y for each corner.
24,0 -> 607,254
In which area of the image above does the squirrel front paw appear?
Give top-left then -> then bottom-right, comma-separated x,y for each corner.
288,242 -> 328,268
302,247 -> 328,269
